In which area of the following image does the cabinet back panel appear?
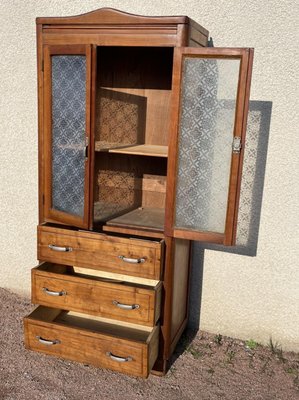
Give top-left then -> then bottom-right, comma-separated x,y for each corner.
95,47 -> 173,147
94,153 -> 166,223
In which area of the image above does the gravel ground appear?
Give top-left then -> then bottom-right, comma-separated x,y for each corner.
0,287 -> 298,400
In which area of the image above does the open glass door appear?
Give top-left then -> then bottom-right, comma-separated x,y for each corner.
43,45 -> 92,229
165,48 -> 253,245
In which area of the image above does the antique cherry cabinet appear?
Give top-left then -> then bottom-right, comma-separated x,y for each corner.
23,8 -> 253,378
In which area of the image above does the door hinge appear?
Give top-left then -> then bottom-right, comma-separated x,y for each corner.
232,137 -> 242,154
41,59 -> 44,72
42,194 -> 45,205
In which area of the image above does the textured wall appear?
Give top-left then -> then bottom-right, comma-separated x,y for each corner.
0,1 -> 298,351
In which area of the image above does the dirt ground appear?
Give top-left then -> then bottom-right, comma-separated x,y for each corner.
0,287 -> 298,400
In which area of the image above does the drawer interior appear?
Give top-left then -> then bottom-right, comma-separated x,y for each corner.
27,306 -> 156,343
39,223 -> 164,244
35,262 -> 161,290
25,306 -> 160,377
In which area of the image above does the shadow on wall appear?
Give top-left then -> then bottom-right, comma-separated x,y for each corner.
188,100 -> 272,331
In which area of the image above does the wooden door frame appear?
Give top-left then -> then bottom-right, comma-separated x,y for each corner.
165,47 -> 254,245
43,44 -> 92,229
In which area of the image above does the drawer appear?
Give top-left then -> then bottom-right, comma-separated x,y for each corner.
38,225 -> 164,280
24,306 -> 159,378
32,263 -> 162,327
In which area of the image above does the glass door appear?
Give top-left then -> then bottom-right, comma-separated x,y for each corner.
43,45 -> 92,229
165,48 -> 253,245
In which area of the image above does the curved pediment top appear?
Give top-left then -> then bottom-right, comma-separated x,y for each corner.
36,7 -> 190,26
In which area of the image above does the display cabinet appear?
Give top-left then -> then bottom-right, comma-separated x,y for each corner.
24,8 -> 253,377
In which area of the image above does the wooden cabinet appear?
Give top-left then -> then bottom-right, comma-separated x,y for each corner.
24,8 -> 253,377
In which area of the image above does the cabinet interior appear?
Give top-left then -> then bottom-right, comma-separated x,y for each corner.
28,306 -> 153,339
55,311 -> 154,339
93,46 -> 173,232
36,262 -> 160,290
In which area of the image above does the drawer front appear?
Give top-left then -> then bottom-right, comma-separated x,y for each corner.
24,308 -> 159,378
38,225 -> 164,280
32,264 -> 161,327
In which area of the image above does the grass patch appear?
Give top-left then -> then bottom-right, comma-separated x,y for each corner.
214,334 -> 223,346
187,345 -> 204,359
286,367 -> 297,374
245,339 -> 258,350
269,337 -> 286,363
226,350 -> 236,364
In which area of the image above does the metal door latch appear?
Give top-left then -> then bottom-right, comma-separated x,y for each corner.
84,136 -> 89,158
232,137 -> 242,153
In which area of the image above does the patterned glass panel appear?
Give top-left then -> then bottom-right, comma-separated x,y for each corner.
51,55 -> 86,217
175,57 -> 240,233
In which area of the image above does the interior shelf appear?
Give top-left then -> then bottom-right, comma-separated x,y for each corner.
106,207 -> 165,232
95,142 -> 168,158
93,202 -> 134,223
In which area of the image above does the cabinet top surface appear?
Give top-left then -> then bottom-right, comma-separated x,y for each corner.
36,7 -> 208,36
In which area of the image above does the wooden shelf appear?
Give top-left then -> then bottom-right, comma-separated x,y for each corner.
107,207 -> 165,232
93,202 -> 135,223
95,143 -> 168,158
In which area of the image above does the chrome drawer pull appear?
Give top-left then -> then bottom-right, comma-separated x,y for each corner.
42,287 -> 66,297
112,300 -> 140,310
36,336 -> 60,346
106,352 -> 132,363
48,244 -> 73,252
118,255 -> 145,264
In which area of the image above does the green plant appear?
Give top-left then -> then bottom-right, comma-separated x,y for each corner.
245,339 -> 258,350
187,345 -> 203,359
286,367 -> 297,374
214,334 -> 223,345
269,337 -> 278,353
268,337 -> 285,362
226,350 -> 236,364
167,366 -> 177,377
261,358 -> 270,373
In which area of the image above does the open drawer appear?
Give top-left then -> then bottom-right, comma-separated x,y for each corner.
24,306 -> 159,378
32,263 -> 162,327
38,225 -> 164,280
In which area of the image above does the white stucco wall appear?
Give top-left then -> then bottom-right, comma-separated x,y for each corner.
0,1 -> 298,351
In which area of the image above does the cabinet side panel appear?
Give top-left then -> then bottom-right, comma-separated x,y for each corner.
170,239 -> 190,341
37,24 -> 44,222
189,26 -> 209,47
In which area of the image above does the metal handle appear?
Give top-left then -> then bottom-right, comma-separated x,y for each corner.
48,244 -> 73,252
118,255 -> 145,264
106,352 -> 132,363
112,300 -> 140,310
42,287 -> 66,297
84,136 -> 89,159
36,336 -> 60,346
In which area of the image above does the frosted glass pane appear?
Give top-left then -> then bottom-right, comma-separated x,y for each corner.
175,57 -> 240,233
51,55 -> 86,217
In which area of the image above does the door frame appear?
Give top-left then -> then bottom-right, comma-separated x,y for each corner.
43,44 -> 92,229
165,47 -> 254,245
